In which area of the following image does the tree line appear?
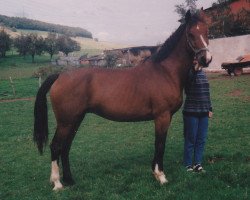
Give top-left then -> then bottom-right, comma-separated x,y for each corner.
0,14 -> 92,38
175,0 -> 250,38
0,30 -> 81,62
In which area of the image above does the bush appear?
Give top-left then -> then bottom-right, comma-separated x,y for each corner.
104,53 -> 118,68
33,65 -> 67,79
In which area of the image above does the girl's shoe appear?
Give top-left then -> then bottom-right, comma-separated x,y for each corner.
186,166 -> 193,172
193,164 -> 206,173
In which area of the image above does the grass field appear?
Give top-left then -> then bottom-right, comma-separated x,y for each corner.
0,52 -> 52,80
0,55 -> 249,199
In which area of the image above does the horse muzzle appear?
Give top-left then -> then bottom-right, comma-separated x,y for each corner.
197,51 -> 212,68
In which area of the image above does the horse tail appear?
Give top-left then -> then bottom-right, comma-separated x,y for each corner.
33,73 -> 59,154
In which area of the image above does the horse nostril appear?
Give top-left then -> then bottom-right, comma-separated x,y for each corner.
207,56 -> 212,64
200,56 -> 206,66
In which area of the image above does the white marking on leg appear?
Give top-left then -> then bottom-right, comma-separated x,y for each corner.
153,164 -> 168,184
50,161 -> 63,191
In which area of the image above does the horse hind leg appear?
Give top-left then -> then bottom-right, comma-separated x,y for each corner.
50,125 -> 73,190
61,118 -> 84,186
50,160 -> 63,191
50,130 -> 63,190
61,137 -> 75,186
51,115 -> 85,189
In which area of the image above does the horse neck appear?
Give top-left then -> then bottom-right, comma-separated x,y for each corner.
160,33 -> 193,91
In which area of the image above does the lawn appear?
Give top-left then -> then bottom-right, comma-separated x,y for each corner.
0,53 -> 51,80
0,68 -> 249,199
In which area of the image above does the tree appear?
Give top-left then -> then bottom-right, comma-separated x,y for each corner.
0,14 -> 93,38
212,0 -> 230,7
44,32 -> 59,60
26,33 -> 45,63
56,35 -> 80,56
204,0 -> 249,38
0,29 -> 11,57
175,0 -> 198,22
13,34 -> 30,57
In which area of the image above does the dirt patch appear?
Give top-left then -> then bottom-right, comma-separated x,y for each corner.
208,156 -> 225,164
225,90 -> 250,102
226,89 -> 243,97
242,96 -> 250,102
0,97 -> 34,103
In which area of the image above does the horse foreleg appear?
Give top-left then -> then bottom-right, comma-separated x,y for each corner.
152,112 -> 171,184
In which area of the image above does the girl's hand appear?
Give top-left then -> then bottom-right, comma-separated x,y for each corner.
209,111 -> 213,118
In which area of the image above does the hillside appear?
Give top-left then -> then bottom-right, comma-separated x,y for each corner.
0,26 -> 128,56
0,14 -> 92,38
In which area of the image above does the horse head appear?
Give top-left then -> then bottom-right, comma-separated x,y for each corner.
185,8 -> 212,69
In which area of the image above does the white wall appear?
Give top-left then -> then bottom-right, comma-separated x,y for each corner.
207,34 -> 250,71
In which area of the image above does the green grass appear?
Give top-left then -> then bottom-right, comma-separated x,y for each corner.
0,73 -> 249,199
0,53 -> 51,80
0,77 -> 39,100
0,53 -> 48,100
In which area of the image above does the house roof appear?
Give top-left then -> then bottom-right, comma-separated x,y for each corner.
104,45 -> 158,52
82,54 -> 105,61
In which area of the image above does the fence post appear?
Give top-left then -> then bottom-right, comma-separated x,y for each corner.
38,74 -> 42,87
9,76 -> 16,98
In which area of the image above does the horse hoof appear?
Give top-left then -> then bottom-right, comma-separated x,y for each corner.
53,185 -> 63,191
63,177 -> 75,186
153,172 -> 168,185
159,175 -> 168,185
52,181 -> 63,191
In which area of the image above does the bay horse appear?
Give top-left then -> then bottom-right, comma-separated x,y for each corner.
34,9 -> 212,190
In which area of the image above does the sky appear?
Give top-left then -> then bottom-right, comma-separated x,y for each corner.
0,0 -> 216,46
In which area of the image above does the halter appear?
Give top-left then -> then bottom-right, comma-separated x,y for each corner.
186,28 -> 209,56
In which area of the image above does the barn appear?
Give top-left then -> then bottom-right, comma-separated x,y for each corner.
104,46 -> 159,67
80,46 -> 159,67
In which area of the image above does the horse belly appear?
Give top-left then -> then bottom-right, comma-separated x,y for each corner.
89,86 -> 153,122
91,106 -> 153,122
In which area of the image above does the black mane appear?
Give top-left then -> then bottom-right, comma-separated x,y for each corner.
152,23 -> 186,63
152,10 -> 204,63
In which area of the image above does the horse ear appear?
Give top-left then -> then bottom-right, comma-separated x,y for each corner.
199,8 -> 209,23
185,10 -> 191,23
200,7 -> 205,15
